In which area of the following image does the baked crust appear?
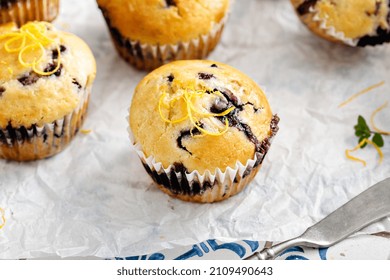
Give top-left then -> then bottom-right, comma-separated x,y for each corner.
0,22 -> 96,128
291,0 -> 390,45
97,0 -> 229,45
130,60 -> 275,174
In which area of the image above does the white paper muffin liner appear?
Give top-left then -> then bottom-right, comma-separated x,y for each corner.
0,88 -> 89,161
128,114 -> 279,203
0,0 -> 59,26
101,9 -> 228,71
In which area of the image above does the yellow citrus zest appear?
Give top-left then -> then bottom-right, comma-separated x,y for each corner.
159,86 -> 234,137
0,22 -> 60,76
346,138 -> 384,167
338,81 -> 385,108
80,129 -> 92,135
0,207 -> 5,230
370,101 -> 390,136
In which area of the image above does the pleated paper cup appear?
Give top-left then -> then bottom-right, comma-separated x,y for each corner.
309,7 -> 358,47
0,0 -> 59,27
0,88 -> 89,161
128,115 -> 279,203
298,2 -> 390,47
103,14 -> 227,71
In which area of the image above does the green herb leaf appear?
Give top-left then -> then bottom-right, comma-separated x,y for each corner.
354,116 -> 371,139
372,133 -> 384,147
357,115 -> 369,131
353,115 -> 386,151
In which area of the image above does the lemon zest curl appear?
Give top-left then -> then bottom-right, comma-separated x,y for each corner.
159,86 -> 234,137
0,22 -> 61,76
0,207 -> 5,230
338,81 -> 385,108
370,101 -> 390,136
346,138 -> 384,167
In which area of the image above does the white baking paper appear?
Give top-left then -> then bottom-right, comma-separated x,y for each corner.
0,0 -> 389,259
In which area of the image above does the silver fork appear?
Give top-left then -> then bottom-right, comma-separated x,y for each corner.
246,178 -> 390,260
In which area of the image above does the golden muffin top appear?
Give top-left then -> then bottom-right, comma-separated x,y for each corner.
0,22 -> 96,128
97,0 -> 230,45
129,60 -> 278,174
291,0 -> 390,45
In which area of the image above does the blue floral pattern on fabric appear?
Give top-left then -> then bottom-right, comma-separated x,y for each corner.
114,240 -> 330,260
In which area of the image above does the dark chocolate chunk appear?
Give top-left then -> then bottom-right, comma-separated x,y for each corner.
167,74 -> 174,82
60,45 -> 67,53
0,86 -> 5,97
18,73 -> 40,86
198,72 -> 214,80
72,78 -> 82,89
52,49 -> 58,60
210,64 -> 218,68
44,63 -> 63,76
297,0 -> 319,15
165,0 -> 177,7
52,45 -> 67,59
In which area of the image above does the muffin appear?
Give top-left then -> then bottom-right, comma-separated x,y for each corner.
129,60 -> 279,203
291,0 -> 390,46
0,0 -> 59,26
97,0 -> 229,71
0,21 -> 96,161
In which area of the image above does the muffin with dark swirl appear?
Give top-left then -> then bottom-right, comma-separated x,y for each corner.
129,60 -> 279,203
291,0 -> 390,47
96,0 -> 229,71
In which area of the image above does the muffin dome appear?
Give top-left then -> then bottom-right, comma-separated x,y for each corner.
291,0 -> 390,46
129,60 -> 279,202
97,0 -> 229,70
0,22 -> 96,128
0,21 -> 96,161
97,0 -> 229,45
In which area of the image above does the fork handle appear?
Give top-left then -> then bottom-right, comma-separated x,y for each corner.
246,238 -> 306,260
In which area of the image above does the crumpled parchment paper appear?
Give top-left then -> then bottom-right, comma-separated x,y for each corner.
0,0 -> 389,259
